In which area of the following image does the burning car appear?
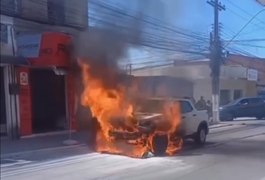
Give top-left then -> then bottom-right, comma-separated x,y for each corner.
74,28 -> 210,158
107,98 -> 209,157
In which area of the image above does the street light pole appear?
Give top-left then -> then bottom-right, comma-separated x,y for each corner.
207,0 -> 225,124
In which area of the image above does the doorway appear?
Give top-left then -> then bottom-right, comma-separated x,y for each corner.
0,67 -> 7,136
30,69 -> 67,133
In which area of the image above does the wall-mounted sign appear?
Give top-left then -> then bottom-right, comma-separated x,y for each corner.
247,69 -> 258,81
20,72 -> 29,86
17,33 -> 42,58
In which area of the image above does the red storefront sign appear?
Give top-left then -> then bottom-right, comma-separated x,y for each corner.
30,32 -> 72,67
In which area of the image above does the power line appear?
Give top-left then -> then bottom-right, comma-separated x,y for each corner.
225,8 -> 265,47
225,6 -> 265,30
226,0 -> 265,26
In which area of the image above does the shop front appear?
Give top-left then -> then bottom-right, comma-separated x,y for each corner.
16,32 -> 77,136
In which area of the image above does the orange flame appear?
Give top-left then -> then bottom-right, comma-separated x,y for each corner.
80,60 -> 182,158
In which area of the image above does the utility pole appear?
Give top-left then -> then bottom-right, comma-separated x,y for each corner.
207,0 -> 225,123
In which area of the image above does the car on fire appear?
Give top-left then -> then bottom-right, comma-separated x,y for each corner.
135,98 -> 209,145
108,97 -> 210,157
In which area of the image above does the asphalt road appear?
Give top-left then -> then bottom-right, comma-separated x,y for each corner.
1,120 -> 265,180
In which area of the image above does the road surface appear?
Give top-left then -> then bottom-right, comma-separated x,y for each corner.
1,120 -> 265,180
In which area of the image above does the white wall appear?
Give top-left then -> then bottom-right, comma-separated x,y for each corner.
133,63 -> 248,80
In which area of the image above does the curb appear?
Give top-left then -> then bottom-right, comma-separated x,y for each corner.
209,123 -> 233,129
1,143 -> 87,159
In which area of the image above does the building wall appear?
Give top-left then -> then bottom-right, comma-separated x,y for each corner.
192,78 -> 257,105
20,0 -> 48,22
11,0 -> 88,29
3,0 -> 88,37
133,62 -> 248,80
64,0 -> 88,28
133,76 -> 193,98
132,60 -> 258,105
193,79 -> 212,102
0,15 -> 16,56
227,54 -> 265,89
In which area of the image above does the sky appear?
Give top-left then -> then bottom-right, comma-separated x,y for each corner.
90,0 -> 265,65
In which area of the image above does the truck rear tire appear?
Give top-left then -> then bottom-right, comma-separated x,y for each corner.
194,126 -> 207,145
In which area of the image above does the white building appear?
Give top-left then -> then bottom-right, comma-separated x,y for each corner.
132,59 -> 259,105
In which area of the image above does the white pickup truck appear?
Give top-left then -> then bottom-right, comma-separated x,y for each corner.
135,98 -> 209,145
108,98 -> 209,156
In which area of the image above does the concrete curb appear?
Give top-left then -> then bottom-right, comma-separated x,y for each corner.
1,143 -> 87,159
209,123 -> 233,129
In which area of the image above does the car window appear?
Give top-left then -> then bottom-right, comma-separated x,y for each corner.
249,98 -> 263,104
180,101 -> 193,113
239,99 -> 249,105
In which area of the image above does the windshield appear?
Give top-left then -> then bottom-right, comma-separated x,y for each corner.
136,99 -> 165,113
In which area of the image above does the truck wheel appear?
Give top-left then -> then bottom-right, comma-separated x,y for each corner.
152,134 -> 168,156
195,126 -> 207,145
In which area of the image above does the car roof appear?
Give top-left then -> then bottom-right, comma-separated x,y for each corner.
238,97 -> 263,100
144,97 -> 190,101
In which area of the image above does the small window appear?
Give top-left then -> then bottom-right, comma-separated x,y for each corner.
0,23 -> 8,43
180,101 -> 193,113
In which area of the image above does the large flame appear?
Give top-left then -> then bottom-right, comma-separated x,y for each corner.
80,60 -> 183,158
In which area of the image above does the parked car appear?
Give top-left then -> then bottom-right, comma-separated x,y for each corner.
220,97 -> 265,121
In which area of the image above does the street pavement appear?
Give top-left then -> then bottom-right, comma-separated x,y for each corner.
1,119 -> 265,180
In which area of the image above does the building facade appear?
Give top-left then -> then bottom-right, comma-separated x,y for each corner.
0,0 -> 88,138
132,55 -> 264,106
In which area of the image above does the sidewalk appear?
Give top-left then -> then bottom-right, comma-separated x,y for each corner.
209,122 -> 233,129
1,131 -> 89,157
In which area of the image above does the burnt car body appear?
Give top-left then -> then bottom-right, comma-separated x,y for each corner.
109,98 -> 209,155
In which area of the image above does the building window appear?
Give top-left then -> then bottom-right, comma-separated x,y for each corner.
220,89 -> 231,105
233,89 -> 243,100
0,24 -> 8,44
47,0 -> 65,25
